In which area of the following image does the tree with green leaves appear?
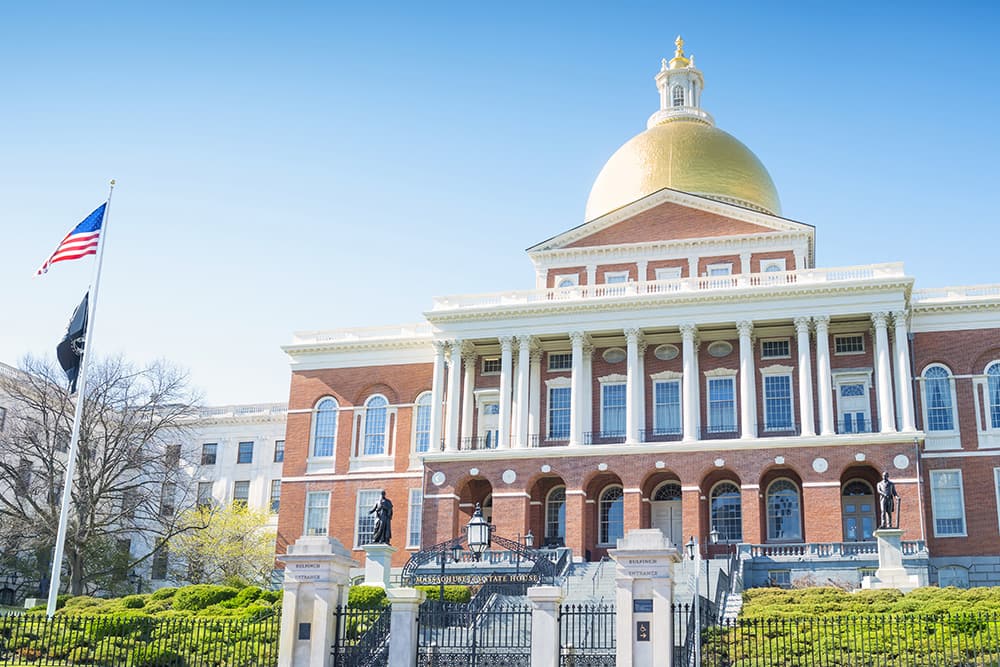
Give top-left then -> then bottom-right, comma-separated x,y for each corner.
170,504 -> 277,587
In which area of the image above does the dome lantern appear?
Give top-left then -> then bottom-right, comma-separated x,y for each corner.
648,35 -> 712,128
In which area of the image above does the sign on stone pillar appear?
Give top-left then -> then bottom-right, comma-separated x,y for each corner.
277,536 -> 357,667
608,529 -> 682,667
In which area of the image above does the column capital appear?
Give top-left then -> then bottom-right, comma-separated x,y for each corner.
624,327 -> 643,344
432,340 -> 449,354
448,338 -> 464,354
813,314 -> 830,330
891,310 -> 909,327
793,316 -> 812,333
529,348 -> 544,363
736,320 -> 754,338
515,334 -> 535,350
871,312 -> 889,329
679,323 -> 698,340
569,331 -> 588,346
460,341 -> 477,362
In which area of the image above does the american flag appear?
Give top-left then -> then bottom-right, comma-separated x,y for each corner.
35,203 -> 107,276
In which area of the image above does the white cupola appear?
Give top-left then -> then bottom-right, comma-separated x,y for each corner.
647,36 -> 713,129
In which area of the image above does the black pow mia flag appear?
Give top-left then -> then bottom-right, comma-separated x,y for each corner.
56,292 -> 89,393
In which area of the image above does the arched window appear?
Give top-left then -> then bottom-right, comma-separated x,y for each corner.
710,482 -> 742,542
923,365 -> 956,431
312,398 -> 338,458
671,85 -> 684,107
653,482 -> 681,501
986,363 -> 1000,429
598,486 -> 624,545
413,392 -> 432,453
545,486 -> 566,543
766,479 -> 802,542
363,395 -> 388,455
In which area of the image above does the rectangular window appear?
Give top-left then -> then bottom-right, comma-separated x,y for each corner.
930,470 -> 966,536
547,386 -> 571,439
196,481 -> 214,508
767,570 -> 791,588
414,399 -> 431,453
159,481 -> 175,517
834,334 -> 865,355
408,489 -> 423,548
655,267 -> 682,281
273,440 -> 285,463
165,444 -> 181,468
548,353 -> 572,371
707,263 -> 733,276
233,480 -> 250,507
151,545 -> 168,580
269,480 -> 281,514
653,380 -> 682,435
760,339 -> 790,359
707,377 -> 737,433
600,383 -> 626,436
482,357 -> 501,374
355,489 -> 383,547
305,492 -> 330,536
16,458 -> 32,493
763,375 -> 794,431
200,443 -> 217,465
0,406 -> 6,431
237,441 -> 254,464
604,271 -> 629,284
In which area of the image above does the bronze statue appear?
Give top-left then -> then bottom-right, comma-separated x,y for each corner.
876,471 -> 899,529
369,491 -> 393,544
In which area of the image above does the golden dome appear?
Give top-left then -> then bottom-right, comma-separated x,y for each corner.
585,118 -> 781,221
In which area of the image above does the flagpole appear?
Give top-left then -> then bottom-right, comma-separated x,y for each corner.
46,179 -> 116,617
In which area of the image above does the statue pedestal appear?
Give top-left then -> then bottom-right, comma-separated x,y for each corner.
362,543 -> 398,588
861,528 -> 920,592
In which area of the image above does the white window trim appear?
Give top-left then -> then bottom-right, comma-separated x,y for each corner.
546,380 -> 572,441
973,361 -> 1000,449
761,258 -> 787,273
547,351 -> 573,372
919,364 -> 960,446
351,394 -> 396,469
930,469 -> 967,538
833,334 -> 866,356
604,270 -> 630,284
553,273 -> 579,288
545,485 -> 566,541
995,467 -> 1000,534
832,371 -> 874,432
308,397 -> 339,464
654,267 -> 683,281
481,357 -> 501,375
354,488 -> 384,549
407,488 -> 423,550
304,491 -> 330,537
410,391 -> 433,456
760,370 -> 795,432
709,480 -> 743,543
599,380 -> 627,436
760,338 -> 791,360
704,370 -> 738,434
652,378 -> 682,434
765,478 -> 802,542
597,485 -> 624,547
706,262 -> 733,276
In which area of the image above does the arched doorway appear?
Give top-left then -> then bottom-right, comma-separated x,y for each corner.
482,494 -> 493,526
650,481 -> 682,546
842,479 -> 876,542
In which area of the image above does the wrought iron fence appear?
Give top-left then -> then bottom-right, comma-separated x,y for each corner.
331,606 -> 390,667
417,600 -> 531,667
0,613 -> 279,666
559,603 -> 615,666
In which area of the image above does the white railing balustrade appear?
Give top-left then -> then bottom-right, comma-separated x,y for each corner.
740,540 -> 927,560
913,284 -> 1000,304
292,322 -> 434,344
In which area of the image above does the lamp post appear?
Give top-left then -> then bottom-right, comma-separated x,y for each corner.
126,570 -> 141,595
438,543 -> 462,606
466,503 -> 491,561
685,535 -> 701,667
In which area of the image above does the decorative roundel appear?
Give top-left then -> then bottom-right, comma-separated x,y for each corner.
812,458 -> 828,473
541,464 -> 551,473
598,463 -> 609,471
602,347 -> 626,364
855,453 -> 866,462
893,454 -> 910,470
655,460 -> 666,469
707,341 -> 733,358
431,471 -> 446,486
502,469 -> 517,484
774,456 -> 785,465
714,458 -> 725,468
654,344 -> 679,361
469,468 -> 479,477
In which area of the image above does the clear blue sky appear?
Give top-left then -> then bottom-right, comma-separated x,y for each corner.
2,2 -> 998,404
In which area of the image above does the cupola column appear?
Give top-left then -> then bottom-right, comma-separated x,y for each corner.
871,313 -> 897,433
795,317 -> 816,436
625,328 -> 643,444
498,336 -> 514,449
515,335 -> 533,447
813,316 -> 835,435
892,311 -> 916,432
737,321 -> 757,439
460,345 -> 476,445
445,340 -> 463,451
528,349 -> 542,444
430,341 -> 447,451
680,324 -> 699,441
569,332 -> 587,446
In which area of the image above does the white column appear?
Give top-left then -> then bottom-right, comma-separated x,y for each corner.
528,349 -> 542,446
583,343 -> 594,442
793,248 -> 806,270
527,586 -> 563,667
569,331 -> 586,446
429,341 -> 446,451
638,339 -> 647,441
515,335 -> 532,448
498,335 -> 514,449
586,265 -> 596,287
892,310 -> 916,432
445,340 -> 462,451
637,260 -> 649,284
680,324 -> 699,441
625,328 -> 641,444
814,315 -> 835,435
872,312 -> 897,433
687,257 -> 698,279
386,588 -> 426,667
460,345 -> 476,446
737,320 -> 757,439
739,251 -> 752,275
795,317 -> 816,436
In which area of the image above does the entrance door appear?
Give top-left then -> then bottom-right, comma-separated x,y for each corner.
650,483 -> 683,547
842,480 -> 876,541
478,401 -> 500,449
838,383 -> 871,433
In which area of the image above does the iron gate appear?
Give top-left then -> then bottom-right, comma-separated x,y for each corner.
331,606 -> 390,667
417,600 -> 531,667
559,603 -> 616,666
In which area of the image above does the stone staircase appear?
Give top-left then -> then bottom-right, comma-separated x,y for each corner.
560,560 -> 616,602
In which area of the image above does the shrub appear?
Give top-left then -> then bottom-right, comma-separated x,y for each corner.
150,587 -> 177,601
173,585 -> 239,611
122,594 -> 147,609
348,586 -> 387,609
416,585 -> 471,603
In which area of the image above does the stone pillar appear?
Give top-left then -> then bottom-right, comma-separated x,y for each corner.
516,336 -> 532,448
626,328 -> 642,444
861,529 -> 920,592
814,316 -> 835,435
362,543 -> 398,588
430,341 -> 447,451
892,311 -> 916,432
637,340 -> 647,439
680,324 -> 698,441
499,335 -> 514,449
739,251 -> 751,276
795,317 -> 816,436
529,349 -> 542,445
565,490 -> 587,558
461,345 -> 476,445
387,587 -> 426,667
569,332 -> 586,446
583,344 -> 594,440
737,321 -> 757,439
609,529 -> 682,667
445,341 -> 463,451
872,313 -> 897,433
527,586 -> 563,667
277,536 -> 356,667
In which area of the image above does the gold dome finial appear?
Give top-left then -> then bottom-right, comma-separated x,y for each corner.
669,35 -> 690,69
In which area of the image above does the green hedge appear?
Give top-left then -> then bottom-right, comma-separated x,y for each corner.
416,586 -> 471,603
741,586 -> 1000,619
37,584 -> 281,620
